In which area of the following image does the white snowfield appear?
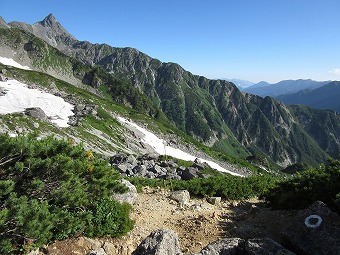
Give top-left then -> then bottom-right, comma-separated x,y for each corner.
0,56 -> 73,127
118,117 -> 243,177
0,56 -> 31,70
0,79 -> 74,127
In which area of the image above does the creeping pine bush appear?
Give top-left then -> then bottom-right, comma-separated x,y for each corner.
264,158 -> 340,212
0,134 -> 133,254
129,173 -> 277,201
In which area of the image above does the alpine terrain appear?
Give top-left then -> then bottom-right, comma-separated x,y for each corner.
1,14 -> 340,255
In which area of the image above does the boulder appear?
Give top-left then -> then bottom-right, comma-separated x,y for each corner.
193,238 -> 244,255
76,237 -> 102,250
194,238 -> 296,255
27,249 -> 45,255
193,161 -> 209,170
112,179 -> 137,205
181,167 -> 199,180
169,190 -> 190,207
150,164 -> 166,175
281,201 -> 340,255
126,154 -> 137,165
245,238 -> 296,255
132,229 -> 181,255
116,164 -> 128,174
142,152 -> 160,160
110,153 -> 128,166
167,160 -> 178,168
87,248 -> 107,255
165,173 -> 181,180
206,197 -> 222,205
24,107 -> 48,121
0,74 -> 7,81
133,165 -> 148,177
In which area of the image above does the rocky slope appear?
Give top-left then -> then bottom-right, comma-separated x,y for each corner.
2,14 -> 340,166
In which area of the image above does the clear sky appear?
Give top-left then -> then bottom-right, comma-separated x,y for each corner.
2,0 -> 340,83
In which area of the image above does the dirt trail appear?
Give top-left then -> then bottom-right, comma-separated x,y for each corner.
120,187 -> 230,253
46,188 -> 293,255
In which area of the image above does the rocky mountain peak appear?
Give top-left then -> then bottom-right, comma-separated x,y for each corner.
33,13 -> 77,48
0,16 -> 10,29
40,13 -> 58,27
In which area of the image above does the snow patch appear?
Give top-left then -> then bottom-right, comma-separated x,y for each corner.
0,56 -> 31,70
0,79 -> 74,127
118,117 -> 243,176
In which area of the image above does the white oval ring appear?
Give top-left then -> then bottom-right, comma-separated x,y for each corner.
304,214 -> 323,228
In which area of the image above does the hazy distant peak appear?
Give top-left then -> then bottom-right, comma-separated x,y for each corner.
225,78 -> 255,89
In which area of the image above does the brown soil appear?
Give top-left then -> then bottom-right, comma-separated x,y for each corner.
45,188 -> 295,255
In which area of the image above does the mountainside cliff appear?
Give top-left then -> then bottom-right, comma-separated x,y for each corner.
2,14 -> 340,167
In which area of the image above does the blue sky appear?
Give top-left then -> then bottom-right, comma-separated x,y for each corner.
2,0 -> 340,83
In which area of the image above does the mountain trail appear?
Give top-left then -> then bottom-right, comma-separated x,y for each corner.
46,188 -> 295,255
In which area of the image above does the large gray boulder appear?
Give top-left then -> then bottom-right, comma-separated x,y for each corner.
112,179 -> 137,205
24,107 -> 48,120
281,201 -> 340,255
169,190 -> 190,207
132,229 -> 182,255
87,248 -> 107,255
193,238 -> 295,255
181,167 -> 199,180
193,238 -> 244,255
245,238 -> 296,255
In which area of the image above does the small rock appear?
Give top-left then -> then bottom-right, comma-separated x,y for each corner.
76,237 -> 102,250
103,242 -> 116,255
87,248 -> 107,255
26,249 -> 44,255
206,197 -> 221,205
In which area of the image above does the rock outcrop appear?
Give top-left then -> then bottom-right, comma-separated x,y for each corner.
132,229 -> 182,255
24,107 -> 48,121
112,179 -> 138,206
281,201 -> 340,255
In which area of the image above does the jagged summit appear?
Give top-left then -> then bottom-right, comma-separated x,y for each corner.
0,16 -> 10,29
39,13 -> 58,27
35,13 -> 76,42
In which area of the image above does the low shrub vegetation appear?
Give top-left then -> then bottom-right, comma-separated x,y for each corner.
264,158 -> 340,213
129,173 -> 277,201
0,134 -> 133,254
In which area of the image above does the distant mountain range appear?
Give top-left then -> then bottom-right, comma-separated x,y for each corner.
1,14 -> 340,167
242,79 -> 330,97
276,81 -> 340,113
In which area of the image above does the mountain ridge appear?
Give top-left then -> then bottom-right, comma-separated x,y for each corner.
276,81 -> 340,113
243,79 -> 330,97
1,14 -> 340,167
